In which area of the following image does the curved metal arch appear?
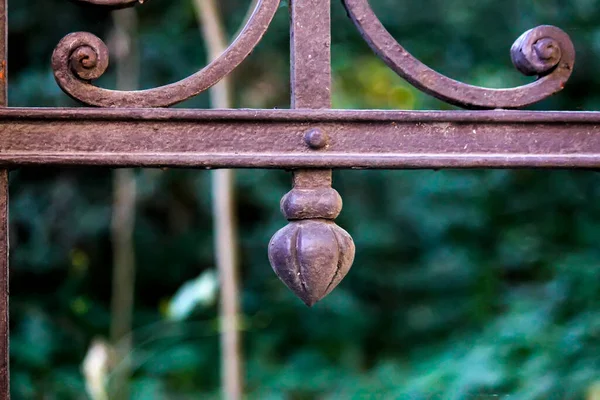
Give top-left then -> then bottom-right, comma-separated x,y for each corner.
53,0 -> 280,107
342,0 -> 575,109
69,0 -> 145,9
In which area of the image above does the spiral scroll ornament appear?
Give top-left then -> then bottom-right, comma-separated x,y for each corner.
342,0 -> 575,109
53,0 -> 280,107
511,27 -> 567,77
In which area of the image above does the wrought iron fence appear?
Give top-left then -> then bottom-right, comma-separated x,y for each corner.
0,0 -> 596,395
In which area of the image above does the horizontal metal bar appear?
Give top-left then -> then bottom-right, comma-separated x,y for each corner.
1,108 -> 600,169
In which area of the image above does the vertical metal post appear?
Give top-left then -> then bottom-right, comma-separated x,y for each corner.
268,0 -> 355,306
0,170 -> 7,399
289,0 -> 333,219
0,0 -> 8,397
290,0 -> 332,208
290,0 -> 331,109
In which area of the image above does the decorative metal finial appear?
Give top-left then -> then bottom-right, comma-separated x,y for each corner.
268,170 -> 355,307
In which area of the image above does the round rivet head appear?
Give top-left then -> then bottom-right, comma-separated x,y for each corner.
304,129 -> 329,150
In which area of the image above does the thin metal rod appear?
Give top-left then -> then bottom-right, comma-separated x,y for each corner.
0,0 -> 5,107
0,171 -> 8,400
0,0 -> 9,396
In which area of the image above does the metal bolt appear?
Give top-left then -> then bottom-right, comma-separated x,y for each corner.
304,129 -> 329,150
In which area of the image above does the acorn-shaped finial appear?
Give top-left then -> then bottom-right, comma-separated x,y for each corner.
268,171 -> 355,306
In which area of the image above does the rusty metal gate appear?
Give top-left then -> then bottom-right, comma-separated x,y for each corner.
0,0 -> 593,395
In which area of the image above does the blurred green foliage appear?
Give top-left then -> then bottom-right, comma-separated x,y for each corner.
6,0 -> 600,398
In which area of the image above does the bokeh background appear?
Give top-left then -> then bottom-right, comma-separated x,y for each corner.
7,0 -> 600,398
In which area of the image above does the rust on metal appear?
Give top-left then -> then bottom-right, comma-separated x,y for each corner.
304,128 -> 329,150
0,171 -> 8,400
0,61 -> 6,83
52,0 -> 281,107
342,0 -> 575,109
0,0 -> 592,324
268,0 -> 355,306
0,0 -> 594,390
0,0 -> 8,397
2,109 -> 600,168
270,171 -> 354,306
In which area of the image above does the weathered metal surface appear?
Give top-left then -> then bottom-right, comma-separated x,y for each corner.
0,171 -> 8,400
269,0 -> 355,306
0,0 -> 594,390
289,0 -> 331,110
342,0 -> 575,109
0,0 -> 8,397
2,109 -> 600,168
52,0 -> 280,107
60,0 -> 577,111
270,172 -> 354,306
0,0 -> 5,109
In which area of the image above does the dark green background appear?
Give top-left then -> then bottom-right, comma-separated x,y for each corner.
7,0 -> 600,398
